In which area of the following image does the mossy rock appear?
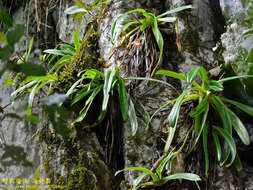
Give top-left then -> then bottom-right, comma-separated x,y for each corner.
56,22 -> 103,92
67,167 -> 98,190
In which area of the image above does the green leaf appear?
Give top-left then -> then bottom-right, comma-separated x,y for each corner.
213,126 -> 237,167
6,24 -> 24,46
190,95 -> 209,117
160,173 -> 201,186
208,80 -> 224,91
124,77 -> 178,93
44,49 -> 70,56
132,173 -> 147,190
198,67 -> 208,84
156,153 -> 174,179
111,8 -> 146,44
156,69 -> 202,90
187,66 -> 201,83
128,98 -> 138,136
228,109 -> 250,145
25,37 -> 34,63
164,90 -> 189,153
59,43 -> 75,52
134,102 -> 151,129
203,124 -> 209,175
221,97 -> 253,117
122,21 -> 139,31
212,129 -> 222,161
115,167 -> 158,182
0,11 -> 13,27
73,85 -> 103,123
66,77 -> 84,97
156,70 -> 187,81
151,20 -> 164,76
218,75 -> 253,83
247,48 -> 253,63
157,17 -> 177,23
118,78 -> 128,121
73,12 -> 87,21
221,142 -> 231,166
212,96 -> 232,134
72,87 -> 93,105
168,90 -> 188,128
0,32 -> 7,43
64,6 -> 87,14
188,104 -> 209,154
194,114 -> 202,135
102,70 -> 114,111
11,80 -> 37,98
28,83 -> 39,107
158,5 -> 194,18
74,30 -> 80,51
233,155 -> 243,171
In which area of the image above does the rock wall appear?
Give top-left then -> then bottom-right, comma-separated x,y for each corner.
1,0 -> 253,189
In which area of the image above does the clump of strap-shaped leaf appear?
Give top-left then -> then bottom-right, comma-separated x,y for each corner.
64,0 -> 107,21
111,5 -> 193,76
115,135 -> 201,190
11,31 -> 82,122
155,66 -> 253,174
66,66 -> 139,135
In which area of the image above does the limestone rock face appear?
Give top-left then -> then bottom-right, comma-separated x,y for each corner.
1,0 -> 253,189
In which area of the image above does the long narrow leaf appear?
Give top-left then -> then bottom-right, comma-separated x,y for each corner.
156,70 -> 186,81
221,97 -> 253,117
132,173 -> 147,190
157,17 -> 177,23
218,75 -> 253,83
128,98 -> 138,135
212,96 -> 232,134
233,155 -> 243,171
168,90 -> 188,128
111,9 -> 146,44
190,95 -> 209,117
156,70 -> 202,90
124,77 -> 178,93
73,85 -> 102,123
11,80 -> 38,98
228,109 -> 250,145
118,78 -> 128,121
213,126 -> 237,167
28,83 -> 40,107
151,20 -> 164,76
208,80 -> 224,91
203,124 -> 209,175
72,87 -> 94,105
187,104 -> 209,155
212,129 -> 222,161
158,5 -> 194,18
159,173 -> 201,186
156,153 -> 175,179
115,167 -> 158,182
187,66 -> 201,83
102,70 -> 114,111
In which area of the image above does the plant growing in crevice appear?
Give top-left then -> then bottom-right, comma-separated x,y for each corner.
111,5 -> 193,76
66,66 -> 139,135
115,134 -> 201,189
10,30 -> 85,122
155,66 -> 253,174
